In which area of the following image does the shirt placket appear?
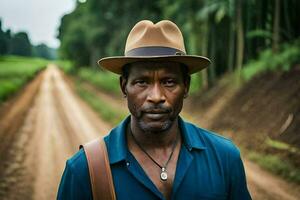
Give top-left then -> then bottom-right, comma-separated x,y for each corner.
171,144 -> 194,199
126,151 -> 165,200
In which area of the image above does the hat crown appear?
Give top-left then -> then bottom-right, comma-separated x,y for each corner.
125,20 -> 186,54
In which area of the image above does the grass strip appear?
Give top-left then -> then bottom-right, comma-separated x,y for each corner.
77,68 -> 120,96
75,82 -> 127,125
247,151 -> 300,184
0,56 -> 48,102
265,137 -> 300,155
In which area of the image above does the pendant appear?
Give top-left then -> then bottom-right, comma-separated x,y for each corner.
160,167 -> 168,181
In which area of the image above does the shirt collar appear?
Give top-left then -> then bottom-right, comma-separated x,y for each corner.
178,117 -> 207,151
105,116 -> 206,165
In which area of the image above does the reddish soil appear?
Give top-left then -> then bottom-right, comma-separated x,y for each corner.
186,65 -> 300,148
184,65 -> 300,199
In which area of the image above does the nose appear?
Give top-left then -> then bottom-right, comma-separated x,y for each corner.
147,83 -> 166,104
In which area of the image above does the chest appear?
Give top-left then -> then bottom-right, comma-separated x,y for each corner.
128,140 -> 181,199
111,146 -> 229,200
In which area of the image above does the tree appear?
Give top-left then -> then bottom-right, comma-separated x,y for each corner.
10,32 -> 32,56
272,0 -> 280,52
235,0 -> 244,82
57,0 -> 300,89
33,43 -> 57,60
0,20 -> 10,55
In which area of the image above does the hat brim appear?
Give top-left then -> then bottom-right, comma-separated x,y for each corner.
97,55 -> 210,75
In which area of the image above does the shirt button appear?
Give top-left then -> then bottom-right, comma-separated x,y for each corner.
126,162 -> 130,166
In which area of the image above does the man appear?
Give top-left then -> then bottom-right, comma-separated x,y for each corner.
57,20 -> 251,200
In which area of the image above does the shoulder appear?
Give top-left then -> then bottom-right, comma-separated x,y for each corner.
63,148 -> 91,188
57,149 -> 92,200
184,121 -> 241,159
67,148 -> 89,172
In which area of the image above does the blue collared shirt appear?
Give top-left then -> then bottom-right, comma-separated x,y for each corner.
57,116 -> 251,200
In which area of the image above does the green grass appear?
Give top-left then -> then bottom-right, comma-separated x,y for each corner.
190,73 -> 202,94
242,40 -> 300,81
247,151 -> 300,184
0,56 -> 48,102
54,60 -> 73,74
77,68 -> 120,95
265,137 -> 300,154
76,82 -> 127,125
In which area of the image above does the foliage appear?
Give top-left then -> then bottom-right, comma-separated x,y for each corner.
242,40 -> 300,81
9,32 -> 32,56
58,0 -> 162,67
190,74 -> 203,94
32,44 -> 57,60
265,137 -> 299,154
58,0 -> 300,91
246,29 -> 272,40
247,151 -> 300,184
0,79 -> 24,102
0,21 -> 10,55
0,56 -> 47,102
0,19 -> 56,60
55,60 -> 74,74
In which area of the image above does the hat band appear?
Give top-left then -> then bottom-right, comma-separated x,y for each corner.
125,46 -> 186,57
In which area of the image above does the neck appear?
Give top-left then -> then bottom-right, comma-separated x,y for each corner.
128,116 -> 180,149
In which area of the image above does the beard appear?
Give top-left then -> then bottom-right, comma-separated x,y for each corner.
129,103 -> 181,133
137,117 -> 174,133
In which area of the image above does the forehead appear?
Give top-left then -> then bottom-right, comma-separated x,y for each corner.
127,61 -> 183,76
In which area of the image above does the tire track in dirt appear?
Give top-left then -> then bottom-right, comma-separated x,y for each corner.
0,65 -> 112,200
32,65 -> 112,200
0,71 -> 44,200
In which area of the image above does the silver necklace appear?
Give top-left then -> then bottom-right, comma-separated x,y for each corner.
130,129 -> 179,181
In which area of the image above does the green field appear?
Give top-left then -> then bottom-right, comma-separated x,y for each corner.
0,56 -> 48,102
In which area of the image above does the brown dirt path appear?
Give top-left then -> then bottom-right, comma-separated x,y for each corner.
0,65 -> 111,200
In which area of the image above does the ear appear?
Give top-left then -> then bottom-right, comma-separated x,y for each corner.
183,76 -> 191,98
120,76 -> 127,97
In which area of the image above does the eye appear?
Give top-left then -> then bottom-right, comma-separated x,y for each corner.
135,80 -> 148,87
162,79 -> 176,87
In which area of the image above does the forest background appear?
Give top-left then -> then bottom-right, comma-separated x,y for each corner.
0,0 -> 300,187
57,0 -> 300,88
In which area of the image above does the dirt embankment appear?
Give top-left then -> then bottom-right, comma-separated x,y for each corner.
186,65 -> 300,150
184,65 -> 300,199
214,67 -> 299,148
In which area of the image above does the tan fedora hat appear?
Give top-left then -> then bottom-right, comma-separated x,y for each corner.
98,20 -> 210,74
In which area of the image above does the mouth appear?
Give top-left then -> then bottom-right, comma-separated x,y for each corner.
143,110 -> 169,120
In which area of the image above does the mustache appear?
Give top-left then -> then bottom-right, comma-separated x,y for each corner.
142,105 -> 172,113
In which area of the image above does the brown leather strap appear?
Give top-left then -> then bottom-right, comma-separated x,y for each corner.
81,138 -> 116,200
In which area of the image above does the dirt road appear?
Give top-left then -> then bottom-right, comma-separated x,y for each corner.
0,65 -> 299,199
0,65 -> 111,199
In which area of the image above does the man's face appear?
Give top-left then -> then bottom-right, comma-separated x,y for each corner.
121,62 -> 190,133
